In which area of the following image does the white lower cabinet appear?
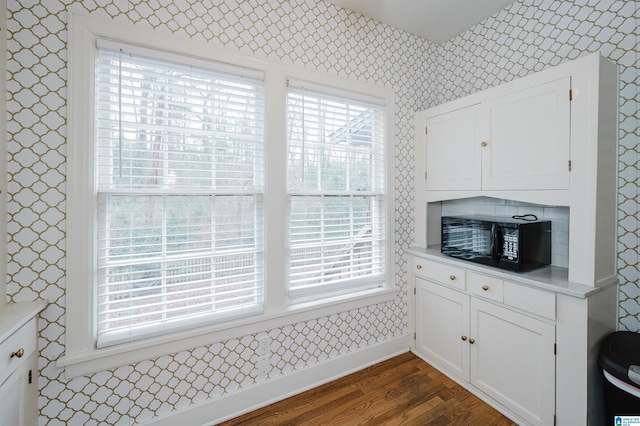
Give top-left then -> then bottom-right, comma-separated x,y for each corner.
415,277 -> 470,381
0,350 -> 37,426
0,304 -> 44,426
471,298 -> 555,426
415,273 -> 556,426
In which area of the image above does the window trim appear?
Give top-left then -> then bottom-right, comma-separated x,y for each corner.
285,81 -> 389,303
93,44 -> 267,347
61,12 -> 397,378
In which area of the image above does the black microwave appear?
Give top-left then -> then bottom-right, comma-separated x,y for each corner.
441,215 -> 551,272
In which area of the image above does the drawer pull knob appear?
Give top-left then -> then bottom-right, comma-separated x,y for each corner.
449,275 -> 456,281
416,265 -> 422,270
461,336 -> 467,341
482,285 -> 489,291
469,338 -> 476,344
481,141 -> 488,147
11,348 -> 25,359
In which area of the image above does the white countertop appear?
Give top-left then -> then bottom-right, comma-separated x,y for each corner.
0,300 -> 47,343
407,246 -> 617,299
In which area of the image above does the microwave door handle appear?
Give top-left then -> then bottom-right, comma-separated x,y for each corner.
491,224 -> 503,263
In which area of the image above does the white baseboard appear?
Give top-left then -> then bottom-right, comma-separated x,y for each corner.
142,335 -> 411,426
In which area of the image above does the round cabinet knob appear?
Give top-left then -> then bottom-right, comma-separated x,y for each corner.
11,348 -> 25,359
469,338 -> 476,344
482,285 -> 489,291
416,264 -> 422,270
461,336 -> 467,341
481,141 -> 488,147
449,275 -> 456,281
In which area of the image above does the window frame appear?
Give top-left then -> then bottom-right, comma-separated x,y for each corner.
285,81 -> 389,303
61,12 -> 396,378
93,42 -> 267,347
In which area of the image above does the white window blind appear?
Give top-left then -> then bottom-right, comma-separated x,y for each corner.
286,82 -> 386,301
95,43 -> 265,347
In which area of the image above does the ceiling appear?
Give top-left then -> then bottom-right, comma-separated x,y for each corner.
324,0 -> 518,43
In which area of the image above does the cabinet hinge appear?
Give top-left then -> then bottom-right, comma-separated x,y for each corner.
554,343 -> 557,355
414,288 -> 416,295
568,160 -> 572,172
28,370 -> 32,384
414,332 -> 417,340
424,171 -> 427,180
425,126 -> 428,135
569,89 -> 573,101
554,414 -> 557,426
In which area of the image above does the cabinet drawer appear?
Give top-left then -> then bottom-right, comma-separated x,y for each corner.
468,272 -> 503,302
504,282 -> 556,320
0,318 -> 37,386
414,258 -> 465,290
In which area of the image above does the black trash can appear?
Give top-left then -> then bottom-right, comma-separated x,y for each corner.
599,331 -> 640,422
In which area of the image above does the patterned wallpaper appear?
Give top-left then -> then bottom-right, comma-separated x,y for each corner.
3,0 -> 638,424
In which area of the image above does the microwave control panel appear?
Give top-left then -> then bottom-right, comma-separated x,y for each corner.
503,229 -> 519,260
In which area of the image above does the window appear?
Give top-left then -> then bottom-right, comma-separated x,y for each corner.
63,14 -> 395,376
94,42 -> 265,346
286,83 -> 386,301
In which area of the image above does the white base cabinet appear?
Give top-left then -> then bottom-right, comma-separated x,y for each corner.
415,265 -> 555,426
415,277 -> 470,381
471,298 -> 555,426
0,302 -> 45,426
410,251 -> 617,426
0,345 -> 38,426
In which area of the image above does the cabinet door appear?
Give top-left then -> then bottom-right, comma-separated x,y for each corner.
415,277 -> 470,381
0,371 -> 22,426
470,299 -> 555,426
425,104 -> 482,191
481,77 -> 571,190
0,355 -> 37,426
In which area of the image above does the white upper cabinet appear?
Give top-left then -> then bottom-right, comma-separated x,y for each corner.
422,76 -> 571,192
425,104 -> 482,191
482,77 -> 571,190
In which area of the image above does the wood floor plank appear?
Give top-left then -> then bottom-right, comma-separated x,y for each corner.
239,354 -> 425,425
218,353 -> 518,426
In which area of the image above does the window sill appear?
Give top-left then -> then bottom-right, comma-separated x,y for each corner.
58,286 -> 399,378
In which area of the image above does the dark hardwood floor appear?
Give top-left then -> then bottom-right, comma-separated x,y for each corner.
218,352 -> 518,425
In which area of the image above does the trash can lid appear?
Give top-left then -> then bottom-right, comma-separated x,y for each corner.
599,331 -> 640,386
